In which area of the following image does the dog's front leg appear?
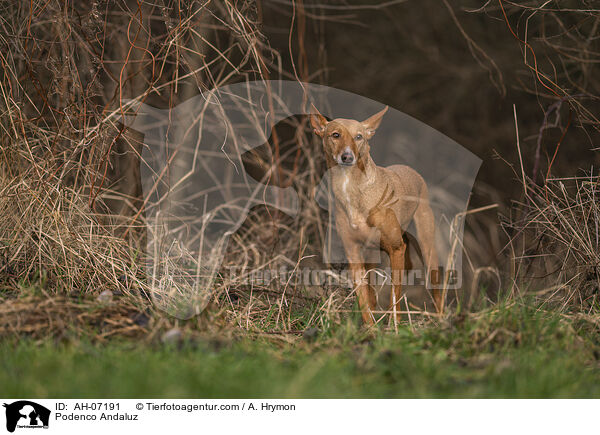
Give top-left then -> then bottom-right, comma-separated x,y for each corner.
388,245 -> 406,323
346,246 -> 377,326
365,199 -> 407,322
336,218 -> 377,325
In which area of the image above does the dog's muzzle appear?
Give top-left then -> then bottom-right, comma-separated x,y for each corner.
338,151 -> 355,166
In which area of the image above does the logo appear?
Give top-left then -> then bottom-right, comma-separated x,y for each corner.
121,80 -> 481,318
3,401 -> 50,433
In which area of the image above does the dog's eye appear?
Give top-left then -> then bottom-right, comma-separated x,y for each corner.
355,134 -> 363,141
332,132 -> 340,138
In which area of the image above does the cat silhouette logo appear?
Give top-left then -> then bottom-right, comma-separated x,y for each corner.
3,401 -> 50,432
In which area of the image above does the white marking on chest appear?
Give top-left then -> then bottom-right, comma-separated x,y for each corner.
341,174 -> 359,230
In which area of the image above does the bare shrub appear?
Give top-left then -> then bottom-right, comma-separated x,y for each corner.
505,176 -> 600,310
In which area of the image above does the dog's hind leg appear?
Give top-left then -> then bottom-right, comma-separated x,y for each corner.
413,193 -> 442,313
402,234 -> 413,271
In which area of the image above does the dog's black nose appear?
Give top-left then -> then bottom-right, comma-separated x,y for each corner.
340,152 -> 354,164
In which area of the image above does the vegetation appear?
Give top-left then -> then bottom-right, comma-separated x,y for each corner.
2,297 -> 600,398
1,1 -> 600,398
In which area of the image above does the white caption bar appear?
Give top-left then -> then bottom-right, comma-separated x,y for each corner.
0,399 -> 597,434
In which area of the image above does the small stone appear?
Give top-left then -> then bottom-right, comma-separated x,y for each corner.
161,328 -> 182,344
131,311 -> 150,327
96,289 -> 113,304
302,327 -> 319,342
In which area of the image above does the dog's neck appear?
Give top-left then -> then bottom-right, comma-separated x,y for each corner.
328,152 -> 381,227
329,152 -> 378,187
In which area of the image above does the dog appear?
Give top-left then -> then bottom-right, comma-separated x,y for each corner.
310,105 -> 442,325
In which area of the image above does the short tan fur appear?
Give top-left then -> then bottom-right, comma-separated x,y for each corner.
311,105 -> 442,325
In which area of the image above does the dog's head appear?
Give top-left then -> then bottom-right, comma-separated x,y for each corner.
310,105 -> 388,170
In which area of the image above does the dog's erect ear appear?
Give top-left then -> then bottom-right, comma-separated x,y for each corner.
310,104 -> 328,137
362,106 -> 388,139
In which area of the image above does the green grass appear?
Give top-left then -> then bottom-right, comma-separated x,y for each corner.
1,300 -> 600,398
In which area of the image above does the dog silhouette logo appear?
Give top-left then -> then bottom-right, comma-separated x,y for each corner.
3,401 -> 50,432
121,80 -> 481,319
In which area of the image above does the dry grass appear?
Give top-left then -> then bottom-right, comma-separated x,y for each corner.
0,0 -> 279,335
0,174 -> 144,296
505,174 -> 600,311
0,295 -> 148,341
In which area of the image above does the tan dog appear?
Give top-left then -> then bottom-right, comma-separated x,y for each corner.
311,106 -> 442,325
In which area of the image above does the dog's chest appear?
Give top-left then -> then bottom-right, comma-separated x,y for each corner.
333,174 -> 375,232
